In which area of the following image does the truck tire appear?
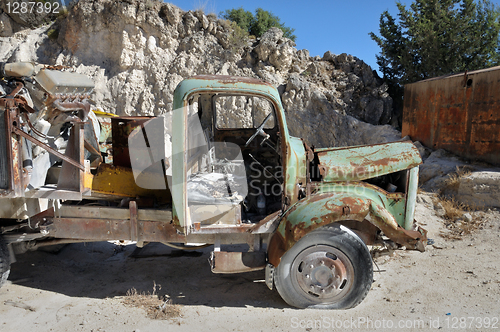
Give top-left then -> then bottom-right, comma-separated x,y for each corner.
274,224 -> 373,309
0,236 -> 10,288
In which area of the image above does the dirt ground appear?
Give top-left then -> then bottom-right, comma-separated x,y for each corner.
1,199 -> 499,332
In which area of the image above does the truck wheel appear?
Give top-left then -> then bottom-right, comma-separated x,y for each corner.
0,236 -> 10,288
274,224 -> 373,309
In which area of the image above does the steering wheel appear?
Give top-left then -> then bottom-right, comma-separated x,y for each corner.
245,113 -> 273,147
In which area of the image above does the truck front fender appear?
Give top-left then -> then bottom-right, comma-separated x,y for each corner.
268,191 -> 427,267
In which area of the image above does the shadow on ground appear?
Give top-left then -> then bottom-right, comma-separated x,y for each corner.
8,241 -> 285,309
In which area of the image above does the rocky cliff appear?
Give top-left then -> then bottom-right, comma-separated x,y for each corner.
0,0 -> 400,148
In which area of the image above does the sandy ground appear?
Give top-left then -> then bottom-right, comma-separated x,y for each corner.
1,200 -> 499,332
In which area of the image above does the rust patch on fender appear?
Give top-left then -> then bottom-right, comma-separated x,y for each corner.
284,196 -> 370,245
268,231 -> 286,267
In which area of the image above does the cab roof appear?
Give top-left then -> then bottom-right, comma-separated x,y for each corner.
173,75 -> 280,109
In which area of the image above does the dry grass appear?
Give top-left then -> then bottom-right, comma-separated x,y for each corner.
439,197 -> 469,220
433,165 -> 485,238
123,282 -> 182,321
441,166 -> 473,194
436,196 -> 484,239
193,0 -> 217,16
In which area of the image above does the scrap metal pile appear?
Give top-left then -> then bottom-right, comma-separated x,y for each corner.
0,62 -> 98,198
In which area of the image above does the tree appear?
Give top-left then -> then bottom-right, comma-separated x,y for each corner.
369,0 -> 500,125
221,7 -> 254,33
221,7 -> 297,41
370,0 -> 500,83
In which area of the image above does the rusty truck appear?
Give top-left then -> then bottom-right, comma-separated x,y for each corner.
0,62 -> 427,309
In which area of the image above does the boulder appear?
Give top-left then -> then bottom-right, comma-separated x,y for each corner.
455,172 -> 500,208
418,149 -> 500,208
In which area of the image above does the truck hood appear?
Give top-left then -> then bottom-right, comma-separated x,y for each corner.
315,141 -> 422,182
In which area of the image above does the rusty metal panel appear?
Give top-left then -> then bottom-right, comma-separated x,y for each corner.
315,141 -> 422,182
210,251 -> 266,273
111,117 -> 152,168
402,66 -> 500,165
44,217 -> 185,243
1,108 -> 23,197
0,110 -> 9,190
46,218 -> 133,240
139,220 -> 185,243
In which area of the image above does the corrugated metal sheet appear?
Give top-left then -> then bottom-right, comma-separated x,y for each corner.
402,66 -> 500,165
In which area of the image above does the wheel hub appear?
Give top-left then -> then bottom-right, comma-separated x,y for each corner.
292,245 -> 353,301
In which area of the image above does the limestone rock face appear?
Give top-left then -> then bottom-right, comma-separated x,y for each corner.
0,0 -> 398,148
0,0 -> 61,35
254,28 -> 295,72
0,13 -> 13,37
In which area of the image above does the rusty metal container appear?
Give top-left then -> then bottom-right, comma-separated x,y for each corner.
402,66 -> 500,166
